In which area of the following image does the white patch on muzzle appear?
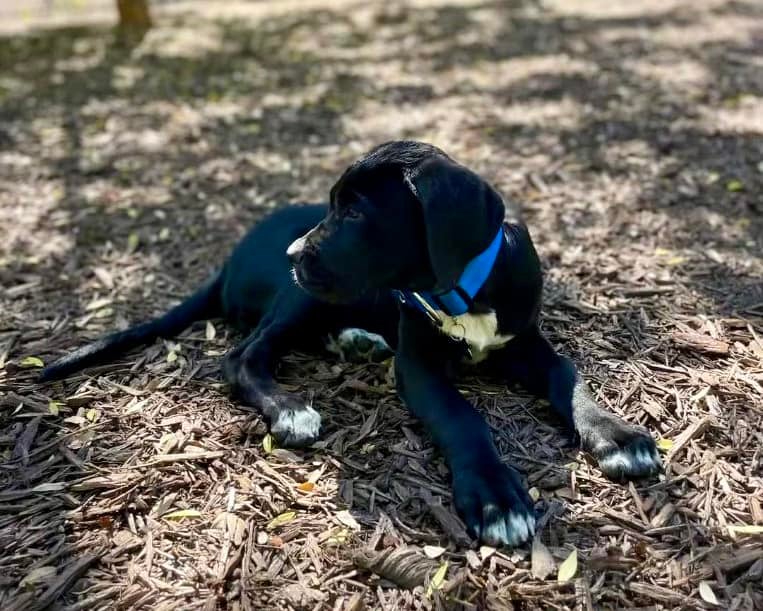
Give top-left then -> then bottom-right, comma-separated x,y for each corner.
286,234 -> 307,258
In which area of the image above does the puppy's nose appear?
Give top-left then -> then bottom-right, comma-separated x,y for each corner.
286,235 -> 307,264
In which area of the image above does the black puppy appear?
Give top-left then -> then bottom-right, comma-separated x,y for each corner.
41,141 -> 660,547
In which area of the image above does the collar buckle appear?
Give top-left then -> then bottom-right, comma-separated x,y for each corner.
409,292 -> 443,327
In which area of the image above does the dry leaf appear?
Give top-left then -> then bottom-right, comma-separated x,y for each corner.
297,481 -> 315,492
465,550 -> 481,569
85,408 -> 98,422
32,482 -> 67,492
20,566 -> 57,588
728,524 -> 763,537
85,296 -> 112,311
127,232 -> 140,252
163,509 -> 202,520
262,434 -> 274,454
157,432 -> 178,455
698,581 -> 719,606
656,438 -> 674,451
531,538 -> 556,580
335,510 -> 361,531
426,561 -> 448,598
267,511 -> 296,530
20,356 -> 44,368
269,448 -> 301,462
726,178 -> 744,192
321,527 -> 350,545
557,548 -> 578,583
127,232 -> 140,251
205,321 -> 216,341
93,267 -> 114,289
423,545 -> 445,559
353,546 -> 437,589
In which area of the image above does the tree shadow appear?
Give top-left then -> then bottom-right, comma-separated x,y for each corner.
1,0 -> 762,608
0,10 -> 370,608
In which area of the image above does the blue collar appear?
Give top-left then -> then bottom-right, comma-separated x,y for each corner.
394,226 -> 504,325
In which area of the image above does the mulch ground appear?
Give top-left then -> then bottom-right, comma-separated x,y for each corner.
1,0 -> 762,609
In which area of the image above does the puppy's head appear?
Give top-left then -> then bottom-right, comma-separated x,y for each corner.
287,141 -> 505,303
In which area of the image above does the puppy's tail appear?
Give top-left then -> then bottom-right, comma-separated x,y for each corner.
39,270 -> 224,382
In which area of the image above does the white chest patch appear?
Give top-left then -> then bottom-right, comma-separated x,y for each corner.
435,310 -> 514,363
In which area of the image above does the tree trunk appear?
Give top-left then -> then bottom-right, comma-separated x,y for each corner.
117,0 -> 152,30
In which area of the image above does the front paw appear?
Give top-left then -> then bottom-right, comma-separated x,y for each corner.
263,394 -> 322,448
583,417 -> 661,482
452,459 -> 535,547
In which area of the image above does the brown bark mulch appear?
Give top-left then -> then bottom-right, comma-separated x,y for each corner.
1,1 -> 762,609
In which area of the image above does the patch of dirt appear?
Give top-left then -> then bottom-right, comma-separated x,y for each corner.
1,0 -> 762,609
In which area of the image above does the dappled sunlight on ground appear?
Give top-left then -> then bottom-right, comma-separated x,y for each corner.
1,0 -> 762,609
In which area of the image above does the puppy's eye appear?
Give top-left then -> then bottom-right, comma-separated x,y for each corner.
344,208 -> 363,221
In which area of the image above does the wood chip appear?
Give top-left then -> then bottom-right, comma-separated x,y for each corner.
353,546 -> 438,590
3,6 -> 762,609
672,331 -> 730,355
666,416 -> 715,462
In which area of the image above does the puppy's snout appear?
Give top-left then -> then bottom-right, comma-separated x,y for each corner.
286,235 -> 308,264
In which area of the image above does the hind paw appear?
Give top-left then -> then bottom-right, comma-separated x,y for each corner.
583,417 -> 661,482
270,400 -> 321,448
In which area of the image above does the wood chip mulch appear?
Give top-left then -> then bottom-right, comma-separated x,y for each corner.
1,1 -> 762,609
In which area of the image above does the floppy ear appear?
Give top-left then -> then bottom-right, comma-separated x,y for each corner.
404,156 -> 506,290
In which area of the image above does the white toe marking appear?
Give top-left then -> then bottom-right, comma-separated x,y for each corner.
507,513 -> 527,543
325,328 -> 390,361
291,405 -> 321,434
338,328 -> 389,352
638,448 -> 655,467
507,511 -> 535,545
526,513 -> 536,534
480,504 -> 535,546
600,444 -> 661,475
272,405 -> 321,440
600,450 -> 636,473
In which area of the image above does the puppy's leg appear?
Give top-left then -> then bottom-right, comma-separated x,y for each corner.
495,327 -> 661,481
224,288 -> 325,448
395,310 -> 535,547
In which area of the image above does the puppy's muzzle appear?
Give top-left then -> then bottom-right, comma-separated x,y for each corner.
287,230 -> 334,294
286,234 -> 308,264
